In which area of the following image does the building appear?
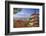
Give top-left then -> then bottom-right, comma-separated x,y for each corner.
27,12 -> 39,27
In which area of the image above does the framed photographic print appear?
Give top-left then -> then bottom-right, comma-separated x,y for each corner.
5,1 -> 45,35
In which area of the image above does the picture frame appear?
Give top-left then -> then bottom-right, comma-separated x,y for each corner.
5,1 -> 45,35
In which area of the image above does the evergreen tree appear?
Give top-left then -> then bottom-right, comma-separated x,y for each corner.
13,8 -> 22,14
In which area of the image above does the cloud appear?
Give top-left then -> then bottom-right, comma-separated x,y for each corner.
13,8 -> 39,20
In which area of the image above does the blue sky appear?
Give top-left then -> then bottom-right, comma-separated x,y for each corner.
13,8 -> 39,19
14,8 -> 39,16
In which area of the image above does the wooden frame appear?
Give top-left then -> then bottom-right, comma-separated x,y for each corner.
5,1 -> 45,35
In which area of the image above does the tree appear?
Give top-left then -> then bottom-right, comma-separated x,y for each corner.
13,8 -> 22,14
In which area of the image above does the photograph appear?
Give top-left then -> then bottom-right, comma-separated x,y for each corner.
13,8 -> 39,28
5,1 -> 44,35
